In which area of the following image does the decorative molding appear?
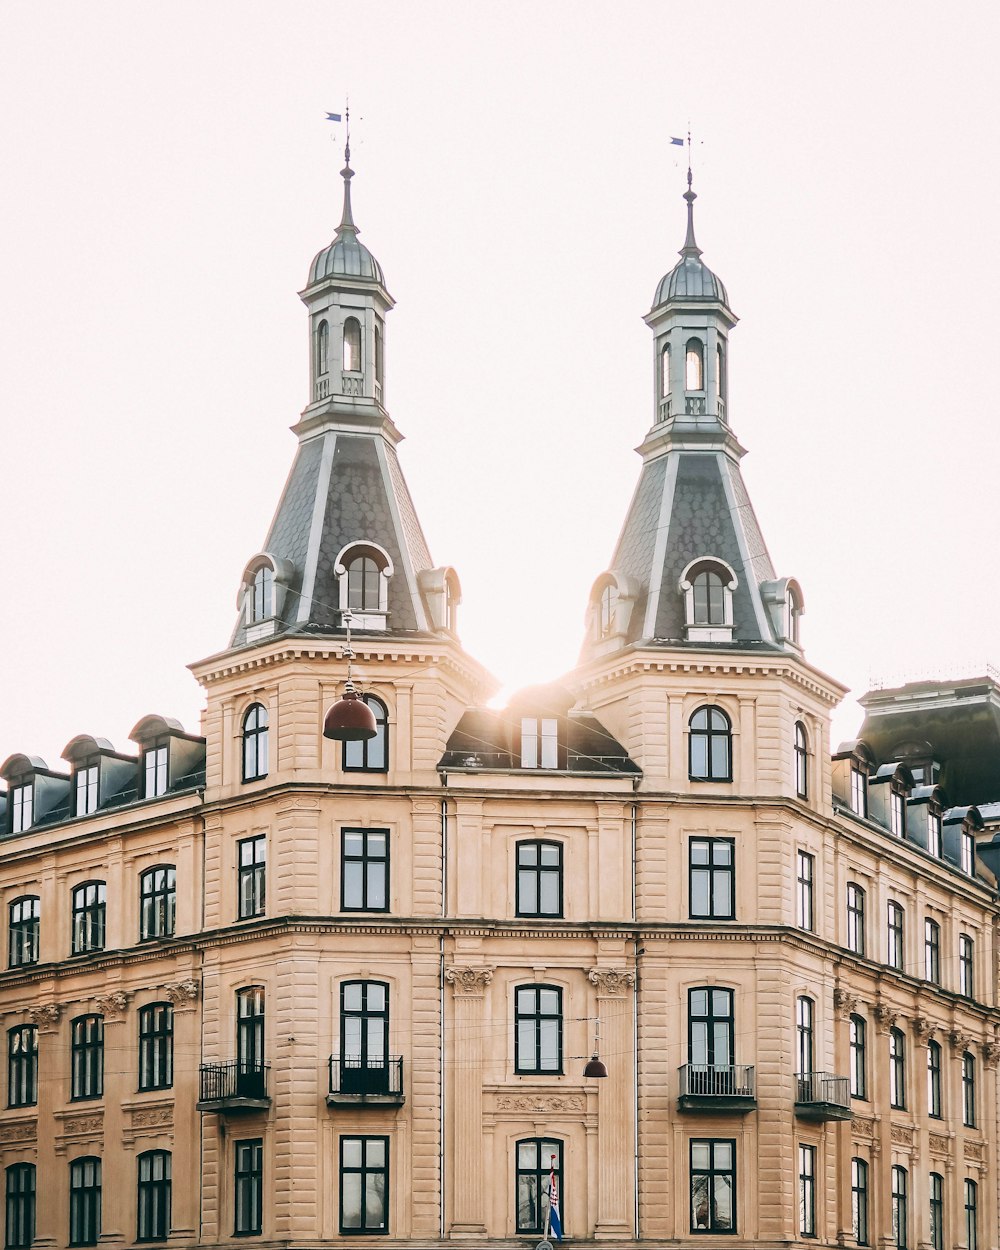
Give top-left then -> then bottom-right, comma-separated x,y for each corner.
928,1133 -> 950,1155
981,1040 -> 1000,1069
890,1123 -> 915,1146
493,1094 -> 586,1114
164,979 -> 200,1007
912,1016 -> 937,1042
588,968 -> 636,997
0,1119 -> 37,1145
131,1105 -> 173,1129
28,1003 -> 63,1031
964,1140 -> 985,1161
949,1030 -> 975,1055
445,967 -> 494,995
95,990 -> 131,1020
873,1003 -> 897,1034
852,1116 -> 875,1139
833,987 -> 860,1019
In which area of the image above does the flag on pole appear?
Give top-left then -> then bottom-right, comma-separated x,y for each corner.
326,112 -> 342,122
669,136 -> 684,146
547,1156 -> 563,1241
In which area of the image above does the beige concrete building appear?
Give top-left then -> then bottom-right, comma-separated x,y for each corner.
2,148 -> 999,1250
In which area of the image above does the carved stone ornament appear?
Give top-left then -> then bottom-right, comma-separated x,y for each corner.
912,1016 -> 936,1042
928,1133 -> 950,1156
588,968 -> 636,997
833,987 -> 860,1019
28,1003 -> 62,1030
95,990 -> 131,1019
949,1030 -> 975,1055
63,1113 -> 104,1136
964,1140 -> 985,1161
981,1040 -> 1000,1068
165,979 -> 200,1006
131,1106 -> 173,1129
873,1003 -> 897,1034
0,1121 -> 37,1145
494,1094 -> 586,1114
445,967 -> 494,995
890,1123 -> 915,1146
852,1116 -> 875,1139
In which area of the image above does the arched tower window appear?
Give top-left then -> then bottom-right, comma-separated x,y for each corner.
343,317 -> 362,373
343,695 -> 388,774
787,585 -> 803,645
689,705 -> 732,782
794,722 -> 809,799
374,319 -> 384,392
599,583 -> 618,638
717,341 -> 727,400
348,557 -> 380,612
679,558 -> 737,639
685,338 -> 704,391
250,567 -> 273,622
335,542 -> 393,626
242,704 -> 269,783
315,320 -> 329,377
660,343 -> 671,397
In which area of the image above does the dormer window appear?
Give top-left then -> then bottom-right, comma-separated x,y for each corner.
315,319 -> 329,376
680,557 -> 737,642
335,542 -> 393,629
343,317 -> 362,372
348,557 -> 379,611
74,762 -> 99,817
251,566 -> 273,623
961,830 -> 975,875
599,584 -> 618,639
521,718 -> 558,769
685,338 -> 704,390
927,806 -> 943,858
786,585 -> 802,645
850,760 -> 868,818
143,740 -> 168,798
889,785 -> 906,837
10,781 -> 33,833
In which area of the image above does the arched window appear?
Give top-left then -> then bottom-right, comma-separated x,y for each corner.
71,882 -> 106,954
139,866 -> 176,941
693,569 -> 725,624
717,341 -> 727,401
343,695 -> 388,773
849,1014 -> 866,1098
236,985 -> 265,1097
680,558 -> 737,636
242,704 -> 269,783
374,320 -> 384,387
786,585 -> 802,645
343,317 -> 362,372
315,319 -> 329,377
136,1151 -> 171,1242
689,705 -> 732,782
599,583 -> 618,638
8,895 -> 40,968
69,1157 -> 101,1247
347,556 -> 380,612
335,543 -> 393,623
965,1180 -> 978,1250
250,566 -> 273,622
516,1139 -> 563,1236
660,343 -> 671,397
889,1027 -> 906,1108
339,980 -> 389,1094
685,337 -> 704,390
852,1158 -> 869,1246
927,1040 -> 942,1118
794,721 -> 809,798
5,1162 -> 35,1250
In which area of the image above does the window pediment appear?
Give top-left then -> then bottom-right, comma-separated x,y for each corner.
679,557 -> 737,641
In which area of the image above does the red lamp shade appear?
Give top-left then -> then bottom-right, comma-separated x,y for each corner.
323,688 -> 377,741
583,1054 -> 609,1079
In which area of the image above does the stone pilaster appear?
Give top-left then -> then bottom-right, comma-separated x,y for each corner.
445,967 -> 492,1236
589,968 -> 635,1239
164,980 -> 201,1243
95,992 -> 131,1246
29,1003 -> 63,1249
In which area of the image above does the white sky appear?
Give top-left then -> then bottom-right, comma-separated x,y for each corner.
1,1 -> 999,772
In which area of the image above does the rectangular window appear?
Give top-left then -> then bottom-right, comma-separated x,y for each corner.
7,1026 -> 38,1108
237,836 -> 266,920
924,918 -> 940,983
515,985 -> 562,1074
959,934 -> 974,998
140,866 -> 176,940
849,1015 -> 866,1099
796,997 -> 814,1076
69,1158 -> 101,1247
929,1173 -> 943,1250
10,784 -> 33,835
796,851 -> 814,931
851,1158 -> 869,1247
5,1163 -> 35,1250
690,1138 -> 735,1234
965,1180 -> 978,1250
889,1029 -> 906,1110
136,1150 -> 171,1242
516,1139 -> 562,1237
521,718 -> 558,769
74,765 -> 99,817
516,841 -> 563,918
887,901 -> 904,971
8,897 -> 40,968
339,1136 -> 388,1235
71,1016 -> 103,1101
138,1003 -> 174,1092
850,767 -> 867,817
962,1052 -> 976,1128
927,1042 -> 942,1118
891,1166 -> 907,1250
234,1139 -> 263,1236
689,838 -> 734,920
961,831 -> 975,875
798,1144 -> 816,1238
889,788 -> 905,837
143,743 -> 169,799
927,811 -> 942,858
71,883 -> 106,955
846,883 -> 865,955
341,829 -> 388,912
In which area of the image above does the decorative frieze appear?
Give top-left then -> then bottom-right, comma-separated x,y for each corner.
852,1116 -> 875,1139
588,968 -> 635,997
964,1140 -> 985,1161
493,1093 -> 586,1114
890,1124 -> 915,1146
54,1109 -> 104,1153
445,967 -> 494,996
833,987 -> 859,1018
928,1133 -> 950,1155
0,1119 -> 37,1145
95,990 -> 131,1020
28,1003 -> 62,1031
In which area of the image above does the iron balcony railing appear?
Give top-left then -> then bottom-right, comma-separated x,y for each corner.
198,1060 -> 270,1103
679,1063 -> 756,1099
329,1055 -> 404,1098
795,1070 -> 850,1109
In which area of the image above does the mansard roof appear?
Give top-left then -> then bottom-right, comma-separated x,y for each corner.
438,706 -> 640,777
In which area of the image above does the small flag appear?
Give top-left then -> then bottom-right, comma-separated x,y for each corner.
326,112 -> 342,122
547,1157 -> 563,1241
670,136 -> 685,146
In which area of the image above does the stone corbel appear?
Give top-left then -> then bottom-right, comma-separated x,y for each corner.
588,968 -> 636,997
981,1039 -> 1000,1069
164,979 -> 200,1009
28,1003 -> 63,1032
95,990 -> 131,1020
912,1016 -> 937,1043
833,987 -> 860,1019
873,1003 -> 897,1034
445,967 -> 494,996
949,1029 -> 975,1055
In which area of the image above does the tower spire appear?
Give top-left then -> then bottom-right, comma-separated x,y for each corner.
336,103 -> 358,239
681,167 -> 701,258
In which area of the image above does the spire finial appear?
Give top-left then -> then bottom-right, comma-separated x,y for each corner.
336,100 -> 358,238
681,129 -> 701,257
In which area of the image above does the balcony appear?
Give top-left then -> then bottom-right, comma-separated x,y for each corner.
327,1055 -> 404,1107
196,1060 -> 271,1113
678,1064 -> 757,1113
794,1071 -> 851,1121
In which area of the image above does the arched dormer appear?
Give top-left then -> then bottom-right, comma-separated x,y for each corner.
237,553 -> 293,642
867,760 -> 915,835
129,716 -> 206,798
832,740 -> 875,818
679,557 -> 738,642
0,754 -> 70,833
582,571 -> 639,655
418,566 -> 462,635
334,541 -> 394,629
760,576 -> 805,650
61,736 -> 137,817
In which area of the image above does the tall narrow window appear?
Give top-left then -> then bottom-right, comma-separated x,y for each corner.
688,987 -> 734,1072
796,851 -> 814,931
889,1027 -> 906,1109
959,934 -> 975,997
516,841 -> 563,918
237,836 -> 266,920
689,838 -> 735,920
74,763 -> 99,817
794,722 -> 809,798
515,985 -> 562,1075
346,556 -> 380,612
234,1139 -> 262,1236
143,741 -> 168,798
692,570 -> 726,625
236,987 -> 265,1098
851,1158 -> 869,1247
340,981 -> 389,1094
71,883 -> 105,955
315,319 -> 329,376
342,696 -> 388,773
846,883 -> 866,956
927,807 -> 942,858
136,1151 -> 171,1242
139,866 -> 176,941
961,830 -> 975,875
521,718 -> 559,769
685,338 -> 704,391
887,901 -> 905,971
924,918 -> 940,983
849,1015 -> 866,1099
599,583 -> 618,638
962,1052 -> 976,1127
964,1180 -> 978,1250
660,342 -> 672,401
71,1016 -> 103,1101
689,706 -> 732,782
341,829 -> 389,912
889,787 -> 905,837
7,1025 -> 38,1108
250,567 -> 273,622
891,1166 -> 907,1250
339,1136 -> 388,1235
138,1003 -> 173,1092
5,1163 -> 35,1250
798,1144 -> 816,1238
343,317 -> 362,373
850,762 -> 868,817
241,705 -> 268,783
10,783 -> 33,834
927,1040 -> 942,1118
69,1159 -> 101,1247
690,1139 -> 735,1233
516,1139 -> 562,1236
796,997 -> 814,1077
929,1173 -> 943,1250
374,320 -> 384,393
8,897 -> 40,968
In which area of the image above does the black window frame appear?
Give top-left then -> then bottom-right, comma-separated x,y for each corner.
887,901 -> 905,972
138,1002 -> 173,1092
689,1137 -> 736,1235
798,1143 -> 816,1238
796,996 -> 814,1076
849,1014 -> 866,1100
237,835 -> 266,921
688,986 -> 735,1067
233,1139 -> 262,1237
516,840 -> 563,919
142,740 -> 169,799
70,1015 -> 104,1102
340,980 -> 389,1082
515,1138 -> 562,1237
346,555 -> 379,611
241,704 -> 269,784
927,1039 -> 943,1118
139,866 -> 176,941
136,1150 -> 171,1243
889,1027 -> 906,1110
929,1172 -> 944,1250
341,828 -> 389,913
689,837 -> 735,920
688,705 -> 732,783
7,1025 -> 38,1109
851,1158 -> 869,1247
959,933 -> 975,998
339,1135 -> 389,1236
236,986 -> 265,1086
965,1179 -> 978,1250
250,567 -> 273,623
846,882 -> 866,956
796,851 -> 814,931
794,721 -> 809,798
342,695 -> 389,774
962,1051 -> 976,1128
850,764 -> 868,817
71,882 -> 106,955
924,918 -> 941,984
8,896 -> 40,969
514,984 -> 562,1075
9,782 -> 33,835
73,761 -> 99,818
5,1162 -> 35,1250
891,1165 -> 907,1250
69,1157 -> 101,1248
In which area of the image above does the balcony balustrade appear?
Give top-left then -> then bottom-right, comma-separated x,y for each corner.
327,1055 -> 404,1107
794,1071 -> 851,1121
196,1060 -> 270,1112
678,1063 -> 756,1113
